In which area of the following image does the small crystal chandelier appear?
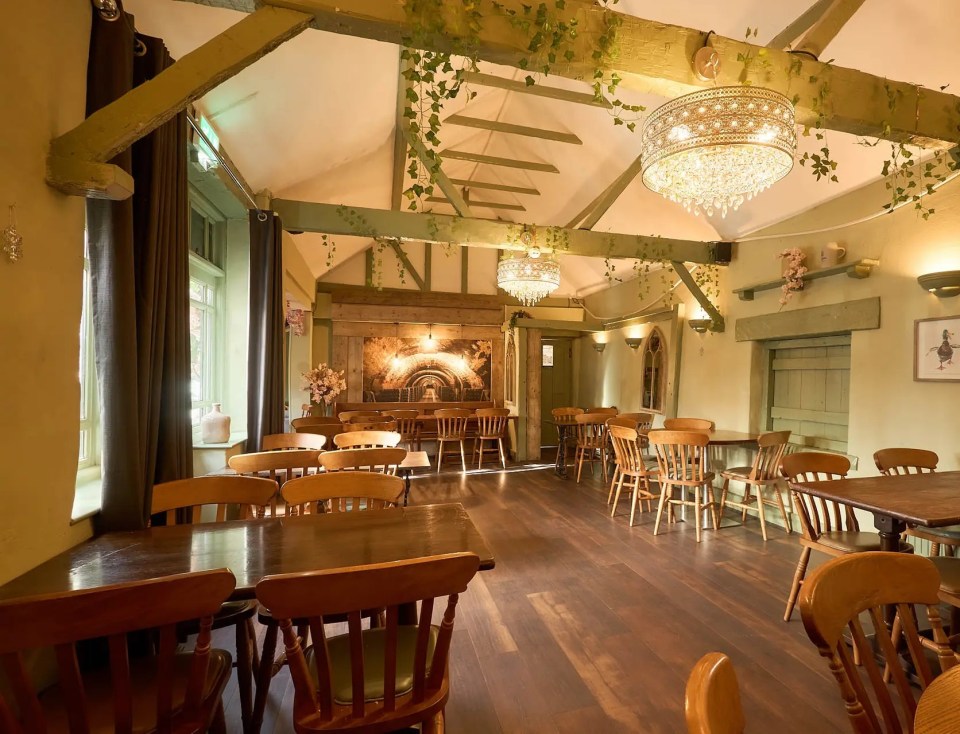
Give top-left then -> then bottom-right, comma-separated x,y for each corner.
497,247 -> 560,307
641,85 -> 796,217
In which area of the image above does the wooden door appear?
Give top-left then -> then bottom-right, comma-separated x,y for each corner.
766,335 -> 851,452
540,338 -> 572,446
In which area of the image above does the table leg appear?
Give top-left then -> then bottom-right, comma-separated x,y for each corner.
401,470 -> 412,507
555,427 -> 569,479
874,513 -> 908,628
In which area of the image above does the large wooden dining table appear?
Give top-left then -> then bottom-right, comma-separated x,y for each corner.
0,503 -> 495,602
788,470 -> 960,553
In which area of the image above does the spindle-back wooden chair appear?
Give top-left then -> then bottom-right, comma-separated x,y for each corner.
319,447 -> 407,475
383,410 -> 421,451
292,416 -> 341,429
333,431 -> 402,450
649,430 -> 717,543
663,417 -> 714,431
609,425 -> 658,526
338,411 -> 382,423
684,652 -> 746,734
228,449 -> 323,517
263,432 -> 327,451
573,414 -> 610,483
435,409 -> 470,473
472,408 -> 509,469
282,472 -> 403,515
717,430 -> 792,541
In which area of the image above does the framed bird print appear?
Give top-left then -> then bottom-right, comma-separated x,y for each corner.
915,315 -> 960,382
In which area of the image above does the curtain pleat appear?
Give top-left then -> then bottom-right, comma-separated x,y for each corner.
247,213 -> 285,452
86,7 -> 192,532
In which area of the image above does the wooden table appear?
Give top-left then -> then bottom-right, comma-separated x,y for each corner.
548,420 -> 578,478
915,663 -> 960,733
789,471 -> 960,553
0,503 -> 495,602
704,430 -> 760,446
397,450 -> 432,506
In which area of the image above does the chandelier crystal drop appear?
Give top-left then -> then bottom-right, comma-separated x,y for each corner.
641,86 -> 797,217
497,249 -> 560,307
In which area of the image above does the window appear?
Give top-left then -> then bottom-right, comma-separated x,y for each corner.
641,328 -> 666,413
78,256 -> 99,472
190,204 -> 223,267
189,257 -> 224,431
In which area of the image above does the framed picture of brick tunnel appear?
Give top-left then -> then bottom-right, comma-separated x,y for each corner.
362,337 -> 493,402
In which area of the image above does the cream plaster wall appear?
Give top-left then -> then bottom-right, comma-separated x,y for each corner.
0,2 -> 94,583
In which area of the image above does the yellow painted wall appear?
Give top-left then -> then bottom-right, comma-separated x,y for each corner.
0,1 -> 94,583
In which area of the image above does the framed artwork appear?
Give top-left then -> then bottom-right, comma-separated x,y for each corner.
914,316 -> 960,382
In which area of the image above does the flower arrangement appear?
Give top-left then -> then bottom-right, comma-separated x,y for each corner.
301,363 -> 346,406
778,248 -> 808,306
285,300 -> 305,337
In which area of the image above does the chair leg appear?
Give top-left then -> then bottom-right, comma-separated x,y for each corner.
477,438 -> 484,469
210,700 -> 227,734
436,439 -> 444,473
708,485 -> 720,531
694,489 -> 703,543
498,438 -> 506,469
611,473 -> 626,518
607,467 -> 619,504
772,484 -> 792,535
459,439 -> 466,472
252,620 -> 279,734
718,477 -> 730,521
654,484 -> 670,536
784,546 -> 812,622
576,447 -> 585,483
235,618 -> 253,734
755,485 -> 769,541
629,477 -> 640,527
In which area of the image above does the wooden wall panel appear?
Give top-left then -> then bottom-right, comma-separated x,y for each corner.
525,328 -> 542,460
331,303 -> 501,326
347,337 -> 363,402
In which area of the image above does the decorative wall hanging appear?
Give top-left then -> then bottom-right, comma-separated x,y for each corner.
915,316 -> 960,382
3,205 -> 23,263
362,337 -> 492,403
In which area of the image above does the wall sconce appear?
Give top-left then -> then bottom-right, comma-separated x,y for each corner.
624,337 -> 643,350
593,342 -> 606,353
689,318 -> 713,333
918,270 -> 960,298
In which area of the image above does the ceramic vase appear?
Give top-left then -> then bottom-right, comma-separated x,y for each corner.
201,403 -> 231,444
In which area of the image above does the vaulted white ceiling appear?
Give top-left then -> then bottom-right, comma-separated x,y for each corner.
125,0 -> 960,295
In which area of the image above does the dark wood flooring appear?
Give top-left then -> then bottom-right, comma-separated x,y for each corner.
215,462 -> 851,733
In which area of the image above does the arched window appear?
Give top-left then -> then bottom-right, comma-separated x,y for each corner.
641,327 -> 666,412
505,333 -> 516,404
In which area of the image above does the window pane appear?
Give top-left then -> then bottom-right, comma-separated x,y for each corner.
189,279 -> 204,302
190,208 -> 206,260
79,271 -> 88,423
190,303 -> 205,402
206,283 -> 216,306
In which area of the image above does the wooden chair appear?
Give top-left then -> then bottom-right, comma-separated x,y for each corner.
302,403 -> 312,418
606,416 -> 639,503
150,476 -> 276,733
342,419 -> 398,433
779,452 -> 913,622
586,406 -> 618,416
228,448 -> 323,517
573,413 -> 610,483
874,448 -> 959,556
473,408 -> 509,469
684,653 -> 745,734
255,553 -> 480,733
263,432 -> 327,451
551,407 -> 583,469
282,472 -> 403,515
717,430 -> 792,541
339,410 -> 381,422
320,447 -> 407,474
799,552 -> 956,733
663,417 -> 715,431
334,430 -> 402,449
384,409 -> 421,451
292,416 -> 341,429
0,570 -> 235,734
649,430 -> 717,543
609,424 -> 659,526
619,412 -> 654,427
435,408 -> 470,473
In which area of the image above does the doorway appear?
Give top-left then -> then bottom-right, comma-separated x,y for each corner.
540,337 -> 573,448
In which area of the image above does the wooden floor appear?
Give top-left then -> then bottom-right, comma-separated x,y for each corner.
216,462 -> 852,733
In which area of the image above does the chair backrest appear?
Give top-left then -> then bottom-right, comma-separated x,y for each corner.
319,447 -> 407,474
746,430 -> 792,481
383,410 -> 420,439
150,475 -> 278,525
334,431 -> 402,449
663,417 -> 714,431
608,425 -> 647,474
228,449 -> 323,515
780,451 -> 853,542
550,407 -> 584,425
255,554 -> 480,728
619,412 -> 654,430
606,416 -> 639,431
585,407 -> 618,416
0,570 -> 235,733
339,410 -> 381,422
685,653 -> 746,734
475,408 -> 509,437
435,408 -> 470,439
291,416 -> 341,429
574,413 -> 608,446
648,429 -> 711,483
799,553 -> 956,733
342,419 -> 398,433
262,432 -> 327,451
874,448 -> 939,475
282,471 -> 403,515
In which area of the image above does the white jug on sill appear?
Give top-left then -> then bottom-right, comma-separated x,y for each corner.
201,403 -> 231,444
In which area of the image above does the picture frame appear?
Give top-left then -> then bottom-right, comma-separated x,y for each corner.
914,315 -> 960,382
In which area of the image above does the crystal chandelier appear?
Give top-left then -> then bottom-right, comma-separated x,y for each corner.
497,248 -> 560,307
640,86 -> 796,217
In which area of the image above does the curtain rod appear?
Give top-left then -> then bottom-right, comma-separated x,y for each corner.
187,115 -> 267,222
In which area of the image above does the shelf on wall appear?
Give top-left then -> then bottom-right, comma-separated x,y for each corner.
733,259 -> 879,301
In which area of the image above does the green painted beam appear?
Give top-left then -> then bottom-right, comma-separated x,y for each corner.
461,71 -> 612,108
440,150 -> 559,173
670,261 -> 725,333
387,240 -> 426,290
445,114 -> 582,145
449,178 -> 540,196
427,196 -> 525,212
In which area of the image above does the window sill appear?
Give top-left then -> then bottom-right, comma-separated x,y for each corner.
72,474 -> 103,524
193,432 -> 247,450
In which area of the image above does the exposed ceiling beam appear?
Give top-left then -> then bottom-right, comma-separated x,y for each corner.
271,199 -> 731,264
387,240 -> 425,290
461,71 -> 612,108
445,114 -> 582,145
768,0 -> 866,59
405,133 -> 474,215
565,154 -> 644,229
440,150 -> 559,173
390,49 -> 411,212
48,6 -> 311,198
427,196 -> 526,212
242,0 -> 960,147
449,178 -> 540,196
670,262 -> 725,333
